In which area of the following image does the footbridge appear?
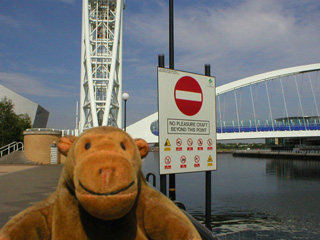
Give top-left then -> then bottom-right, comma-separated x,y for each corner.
127,63 -> 320,143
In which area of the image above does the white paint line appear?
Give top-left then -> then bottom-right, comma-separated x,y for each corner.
175,90 -> 202,102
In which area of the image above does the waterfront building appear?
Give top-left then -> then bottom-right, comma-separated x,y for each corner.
0,84 -> 49,128
266,116 -> 320,152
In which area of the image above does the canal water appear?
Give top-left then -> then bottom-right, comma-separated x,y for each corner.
142,152 -> 320,239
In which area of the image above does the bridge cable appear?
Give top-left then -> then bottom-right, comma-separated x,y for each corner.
294,74 -> 306,130
301,74 -> 308,128
218,96 -> 223,133
315,71 -> 320,123
280,77 -> 291,130
300,74 -> 307,127
308,72 -> 320,122
239,88 -> 243,128
265,81 -> 274,131
255,84 -> 261,128
250,85 -> 258,132
270,79 -> 276,127
234,90 -> 241,132
223,93 -> 226,128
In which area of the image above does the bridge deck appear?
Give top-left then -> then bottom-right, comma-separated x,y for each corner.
217,124 -> 320,133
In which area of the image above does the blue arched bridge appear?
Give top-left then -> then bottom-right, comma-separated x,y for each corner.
127,63 -> 320,142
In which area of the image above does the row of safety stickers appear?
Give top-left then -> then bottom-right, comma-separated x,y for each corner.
163,154 -> 214,170
163,137 -> 214,152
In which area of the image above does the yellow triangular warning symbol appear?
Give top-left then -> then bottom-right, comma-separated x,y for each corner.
207,155 -> 213,162
164,139 -> 171,146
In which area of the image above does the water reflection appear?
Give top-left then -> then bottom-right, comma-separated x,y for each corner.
142,152 -> 320,239
266,159 -> 320,180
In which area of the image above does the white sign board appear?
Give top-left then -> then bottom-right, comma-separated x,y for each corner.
158,67 -> 217,174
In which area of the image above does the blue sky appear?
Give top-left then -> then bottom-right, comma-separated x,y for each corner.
0,0 -> 320,129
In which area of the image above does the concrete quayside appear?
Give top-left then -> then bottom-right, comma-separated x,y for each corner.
233,149 -> 320,160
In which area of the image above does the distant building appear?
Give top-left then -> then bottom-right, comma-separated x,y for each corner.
0,84 -> 49,128
266,116 -> 320,151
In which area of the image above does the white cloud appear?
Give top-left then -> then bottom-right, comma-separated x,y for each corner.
0,14 -> 21,28
0,72 -> 75,97
0,13 -> 41,30
29,67 -> 69,75
125,0 -> 320,84
125,4 -> 168,49
58,0 -> 76,4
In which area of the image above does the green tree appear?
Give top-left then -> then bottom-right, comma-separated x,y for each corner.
0,98 -> 32,147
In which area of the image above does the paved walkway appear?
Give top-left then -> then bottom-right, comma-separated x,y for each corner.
0,151 -> 37,165
0,164 -> 63,228
0,165 -> 37,176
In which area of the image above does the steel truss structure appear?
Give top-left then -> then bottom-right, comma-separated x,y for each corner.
80,0 -> 124,132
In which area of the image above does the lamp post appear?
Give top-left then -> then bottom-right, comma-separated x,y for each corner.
122,92 -> 129,131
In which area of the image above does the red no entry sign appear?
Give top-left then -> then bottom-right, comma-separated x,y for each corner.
174,76 -> 203,116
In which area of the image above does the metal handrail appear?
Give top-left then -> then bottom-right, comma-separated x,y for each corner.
0,142 -> 17,152
0,142 -> 24,158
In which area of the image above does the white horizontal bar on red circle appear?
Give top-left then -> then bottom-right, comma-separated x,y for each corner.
175,90 -> 202,102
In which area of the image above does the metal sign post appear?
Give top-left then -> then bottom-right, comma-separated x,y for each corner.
169,0 -> 176,201
205,64 -> 212,230
158,54 -> 167,196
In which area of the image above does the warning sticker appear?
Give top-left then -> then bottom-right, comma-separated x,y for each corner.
165,156 -> 171,164
164,139 -> 171,146
180,155 -> 187,164
176,138 -> 183,151
180,155 -> 187,168
207,155 -> 214,166
207,138 -> 213,150
187,138 -> 193,151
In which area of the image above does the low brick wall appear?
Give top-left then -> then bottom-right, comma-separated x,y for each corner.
24,129 -> 63,164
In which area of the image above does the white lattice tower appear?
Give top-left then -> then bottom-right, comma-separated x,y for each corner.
80,0 -> 124,132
